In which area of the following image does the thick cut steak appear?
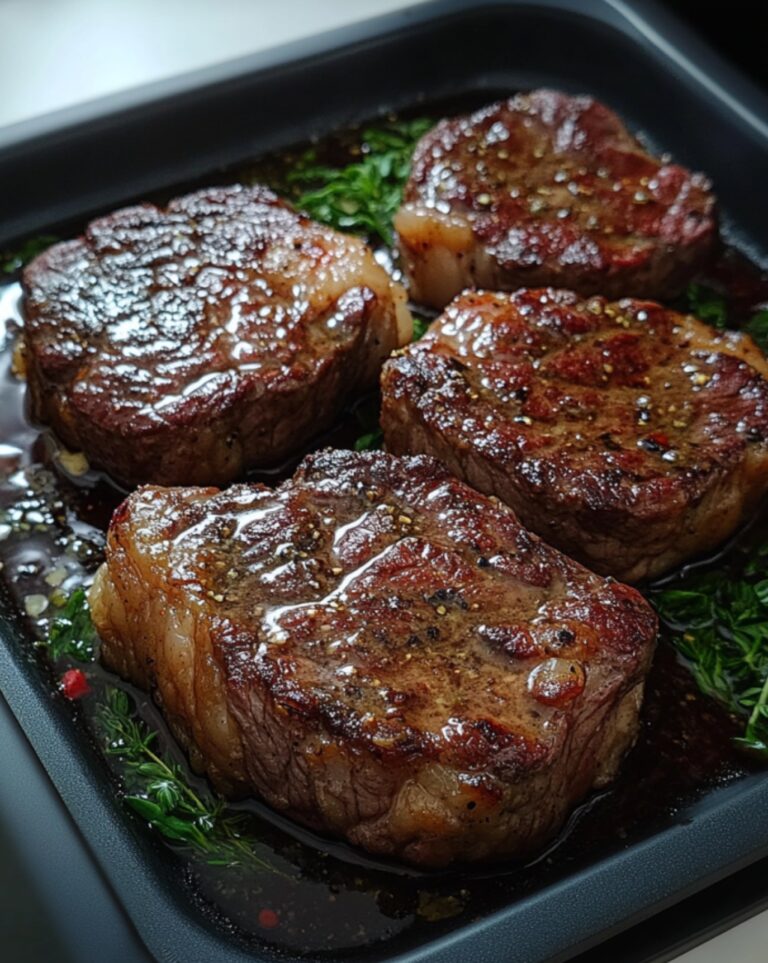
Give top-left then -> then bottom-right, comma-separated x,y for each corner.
90,449 -> 656,866
381,288 -> 768,582
23,185 -> 410,486
395,90 -> 716,308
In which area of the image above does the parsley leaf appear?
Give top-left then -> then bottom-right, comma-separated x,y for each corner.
286,118 -> 432,246
354,430 -> 383,452
745,309 -> 768,353
684,282 -> 768,354
412,315 -> 430,340
45,588 -> 97,662
685,283 -> 728,328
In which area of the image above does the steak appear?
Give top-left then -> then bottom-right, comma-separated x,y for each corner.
22,184 -> 411,487
90,449 -> 657,867
381,288 -> 768,582
395,90 -> 716,308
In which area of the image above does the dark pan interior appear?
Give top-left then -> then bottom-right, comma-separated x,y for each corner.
3,1 -> 768,256
1,3 -> 768,963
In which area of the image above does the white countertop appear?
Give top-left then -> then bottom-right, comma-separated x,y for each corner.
0,1 -> 765,960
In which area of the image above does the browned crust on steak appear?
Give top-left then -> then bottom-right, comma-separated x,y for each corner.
90,449 -> 656,866
23,185 -> 411,487
395,90 -> 717,308
381,288 -> 768,582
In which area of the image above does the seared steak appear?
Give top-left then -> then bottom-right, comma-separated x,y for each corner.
90,449 -> 656,867
23,185 -> 410,487
395,90 -> 716,308
381,289 -> 768,582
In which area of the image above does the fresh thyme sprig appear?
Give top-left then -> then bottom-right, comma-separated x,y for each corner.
286,118 -> 433,246
43,592 -> 280,872
653,277 -> 768,752
97,687 -> 280,872
652,552 -> 768,756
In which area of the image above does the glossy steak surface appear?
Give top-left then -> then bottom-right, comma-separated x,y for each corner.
382,288 -> 768,580
91,449 -> 657,866
23,185 -> 410,486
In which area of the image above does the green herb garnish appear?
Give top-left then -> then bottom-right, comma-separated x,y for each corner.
286,119 -> 432,246
652,554 -> 768,756
684,282 -> 768,354
352,394 -> 384,453
684,282 -> 728,328
45,592 -> 279,873
354,430 -> 383,452
1,234 -> 57,274
45,587 -> 97,662
745,309 -> 768,353
412,314 -> 430,340
98,687 -> 279,872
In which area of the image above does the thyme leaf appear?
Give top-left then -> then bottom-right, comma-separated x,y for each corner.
97,687 -> 282,873
45,593 -> 280,874
651,551 -> 768,757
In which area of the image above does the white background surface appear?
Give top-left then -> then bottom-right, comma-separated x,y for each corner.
0,1 -> 765,961
0,0 -> 427,128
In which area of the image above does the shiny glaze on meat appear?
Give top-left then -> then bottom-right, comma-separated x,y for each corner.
381,288 -> 768,581
22,185 -> 411,487
90,450 -> 656,866
395,90 -> 716,307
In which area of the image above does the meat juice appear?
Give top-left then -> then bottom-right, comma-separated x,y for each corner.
0,113 -> 765,957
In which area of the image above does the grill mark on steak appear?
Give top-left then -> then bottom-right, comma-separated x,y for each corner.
381,288 -> 768,582
22,184 -> 411,487
89,449 -> 656,866
395,90 -> 717,308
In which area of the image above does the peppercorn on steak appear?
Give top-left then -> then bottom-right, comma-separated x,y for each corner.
23,184 -> 411,487
395,89 -> 716,308
90,449 -> 656,867
381,289 -> 768,583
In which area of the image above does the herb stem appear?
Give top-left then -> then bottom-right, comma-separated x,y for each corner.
652,551 -> 768,757
139,740 -> 209,814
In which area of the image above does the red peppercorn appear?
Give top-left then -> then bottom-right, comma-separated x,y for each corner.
258,908 -> 279,929
60,668 -> 90,700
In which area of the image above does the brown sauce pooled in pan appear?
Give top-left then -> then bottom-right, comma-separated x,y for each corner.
0,108 -> 766,957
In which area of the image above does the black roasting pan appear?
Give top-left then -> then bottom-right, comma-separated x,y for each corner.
1,2 -> 768,961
